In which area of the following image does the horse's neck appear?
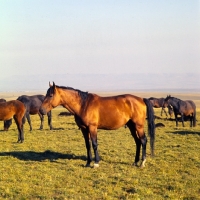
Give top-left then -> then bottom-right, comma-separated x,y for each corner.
60,89 -> 82,115
170,98 -> 180,108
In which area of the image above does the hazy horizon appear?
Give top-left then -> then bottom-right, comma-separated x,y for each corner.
1,72 -> 200,93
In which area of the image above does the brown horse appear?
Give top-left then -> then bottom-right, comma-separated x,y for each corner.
0,100 -> 26,142
148,97 -> 173,118
40,82 -> 155,168
0,99 -> 12,130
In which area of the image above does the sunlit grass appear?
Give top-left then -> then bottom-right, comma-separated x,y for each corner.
0,107 -> 199,199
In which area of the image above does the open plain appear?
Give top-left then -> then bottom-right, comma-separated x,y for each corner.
0,91 -> 200,199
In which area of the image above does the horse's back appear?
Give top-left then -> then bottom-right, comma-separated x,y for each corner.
17,95 -> 44,114
8,100 -> 26,112
17,95 -> 44,104
97,94 -> 145,111
0,100 -> 25,120
148,97 -> 164,107
82,94 -> 146,129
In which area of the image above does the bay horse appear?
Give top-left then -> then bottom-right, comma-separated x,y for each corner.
163,95 -> 196,127
17,95 -> 53,131
0,99 -> 12,131
0,100 -> 26,142
148,97 -> 173,118
40,82 -> 155,168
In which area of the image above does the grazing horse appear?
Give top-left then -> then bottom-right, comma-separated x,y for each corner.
163,95 -> 196,127
40,82 -> 155,168
148,97 -> 173,118
17,95 -> 53,131
0,100 -> 26,142
0,99 -> 12,131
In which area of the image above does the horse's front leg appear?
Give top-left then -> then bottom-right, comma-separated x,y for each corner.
47,111 -> 53,130
161,107 -> 168,118
38,113 -> 44,130
81,128 -> 92,167
181,114 -> 185,127
175,114 -> 178,127
89,125 -> 100,168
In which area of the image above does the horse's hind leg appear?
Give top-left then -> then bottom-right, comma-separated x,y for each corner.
190,115 -> 193,127
127,120 -> 144,167
129,121 -> 147,168
14,115 -> 24,143
89,125 -> 100,168
26,113 -> 32,131
193,112 -> 196,127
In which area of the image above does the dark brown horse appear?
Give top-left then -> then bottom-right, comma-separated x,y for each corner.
148,97 -> 173,118
0,99 -> 12,131
40,82 -> 155,168
17,95 -> 53,131
163,95 -> 196,127
0,100 -> 26,142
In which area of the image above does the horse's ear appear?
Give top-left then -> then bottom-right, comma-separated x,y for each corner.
53,82 -> 56,91
49,82 -> 52,87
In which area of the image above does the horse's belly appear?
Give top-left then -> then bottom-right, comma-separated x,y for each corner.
29,108 -> 39,115
0,112 -> 13,121
98,118 -> 127,130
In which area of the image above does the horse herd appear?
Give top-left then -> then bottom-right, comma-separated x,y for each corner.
0,82 -> 197,168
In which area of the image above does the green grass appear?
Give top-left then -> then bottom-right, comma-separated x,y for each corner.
0,107 -> 200,199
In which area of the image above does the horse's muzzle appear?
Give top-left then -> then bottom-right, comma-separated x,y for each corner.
39,107 -> 47,115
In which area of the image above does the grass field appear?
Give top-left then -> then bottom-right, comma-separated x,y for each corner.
0,92 -> 200,199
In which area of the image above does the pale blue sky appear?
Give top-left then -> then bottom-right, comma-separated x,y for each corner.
0,0 -> 200,82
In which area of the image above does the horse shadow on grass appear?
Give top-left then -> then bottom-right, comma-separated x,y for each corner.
0,150 -> 87,162
165,130 -> 200,136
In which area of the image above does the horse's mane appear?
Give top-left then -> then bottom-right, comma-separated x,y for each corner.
58,86 -> 89,104
170,96 -> 181,102
167,96 -> 185,107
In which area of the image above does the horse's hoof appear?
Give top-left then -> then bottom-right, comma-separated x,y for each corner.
93,163 -> 99,168
140,160 -> 146,168
85,163 -> 91,167
133,162 -> 139,167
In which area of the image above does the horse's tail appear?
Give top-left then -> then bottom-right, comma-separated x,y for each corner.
143,98 -> 155,156
193,108 -> 197,127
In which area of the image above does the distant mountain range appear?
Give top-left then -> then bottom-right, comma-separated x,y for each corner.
0,73 -> 200,92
